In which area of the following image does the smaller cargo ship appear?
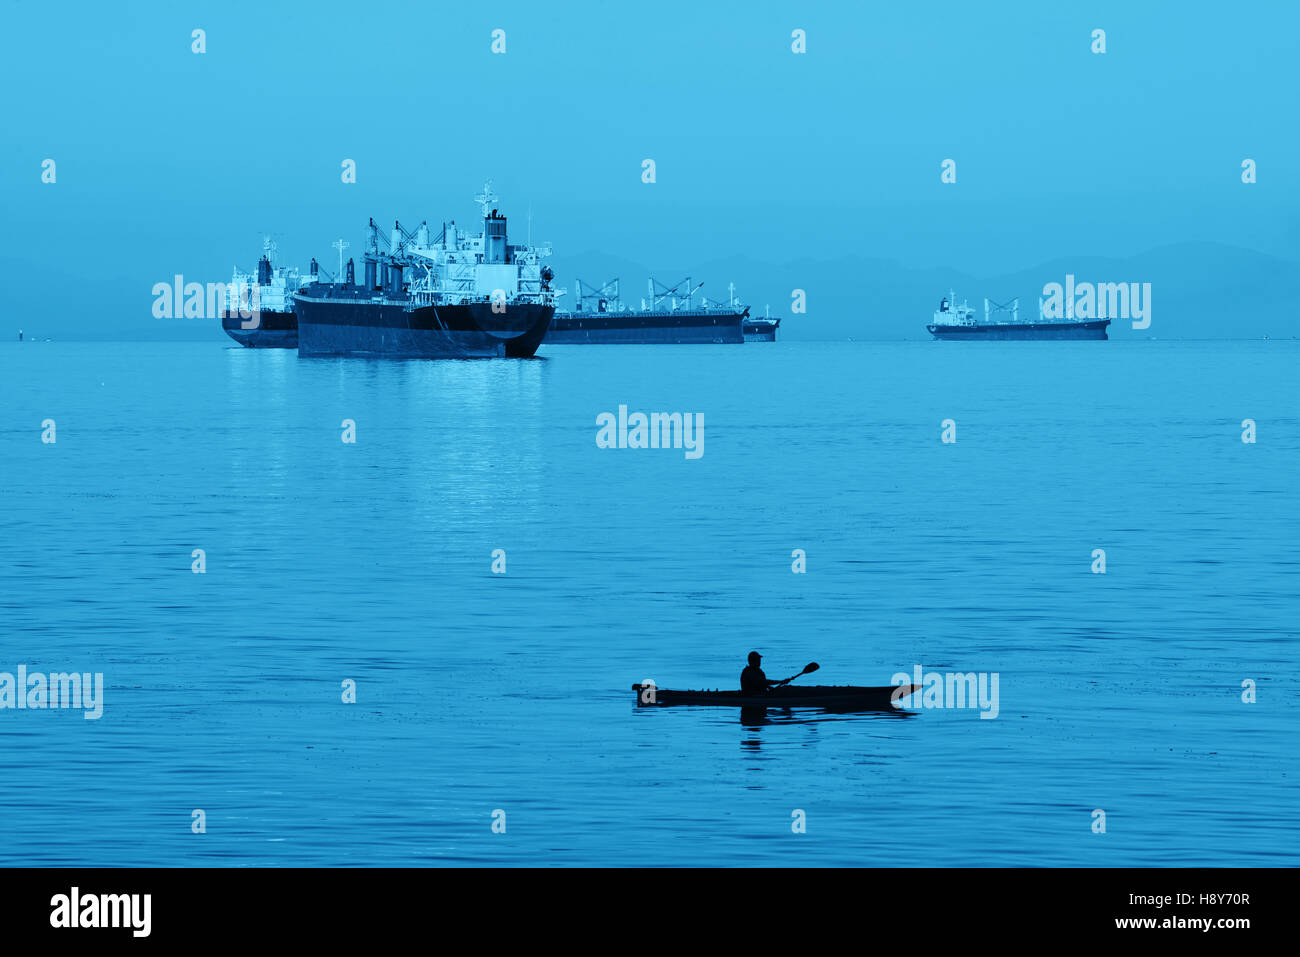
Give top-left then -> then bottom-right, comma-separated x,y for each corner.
548,278 -> 767,344
220,238 -> 314,348
927,292 -> 1109,340
743,306 -> 781,342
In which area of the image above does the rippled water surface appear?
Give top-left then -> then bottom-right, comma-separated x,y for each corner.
0,339 -> 1295,866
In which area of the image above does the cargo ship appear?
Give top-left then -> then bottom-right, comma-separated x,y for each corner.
293,183 -> 556,358
220,238 -> 315,348
927,292 -> 1109,340
547,278 -> 772,344
743,307 -> 781,342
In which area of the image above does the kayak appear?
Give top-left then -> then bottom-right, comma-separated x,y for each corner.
632,683 -> 921,710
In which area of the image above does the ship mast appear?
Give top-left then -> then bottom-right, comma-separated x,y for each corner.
332,239 -> 350,284
475,180 -> 499,219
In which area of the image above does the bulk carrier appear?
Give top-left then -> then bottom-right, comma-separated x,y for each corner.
293,183 -> 556,358
221,238 -> 315,348
927,292 -> 1109,340
547,279 -> 777,344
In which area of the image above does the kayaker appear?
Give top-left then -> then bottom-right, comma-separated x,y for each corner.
740,651 -> 775,695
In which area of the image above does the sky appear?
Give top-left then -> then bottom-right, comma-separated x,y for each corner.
0,0 -> 1296,336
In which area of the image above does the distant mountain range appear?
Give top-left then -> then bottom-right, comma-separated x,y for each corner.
6,241 -> 1297,342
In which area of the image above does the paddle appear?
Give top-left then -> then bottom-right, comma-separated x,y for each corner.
770,662 -> 819,688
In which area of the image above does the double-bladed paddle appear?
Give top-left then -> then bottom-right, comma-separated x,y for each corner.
771,662 -> 819,688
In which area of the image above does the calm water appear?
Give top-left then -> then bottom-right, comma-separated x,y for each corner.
1,338 -> 1296,866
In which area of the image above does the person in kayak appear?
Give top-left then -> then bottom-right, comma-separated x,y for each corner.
740,651 -> 776,695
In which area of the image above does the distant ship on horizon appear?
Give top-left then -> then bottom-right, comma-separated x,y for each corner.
930,293 -> 1112,343
927,292 -> 1109,341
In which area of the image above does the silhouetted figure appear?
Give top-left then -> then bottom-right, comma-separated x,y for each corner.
740,651 -> 774,695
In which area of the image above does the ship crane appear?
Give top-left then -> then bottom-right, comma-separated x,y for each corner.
369,219 -> 392,254
649,277 -> 704,311
984,296 -> 1020,324
702,282 -> 742,311
383,220 -> 432,266
394,220 -> 425,249
575,278 -> 621,313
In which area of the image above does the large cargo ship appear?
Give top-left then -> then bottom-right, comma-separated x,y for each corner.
547,278 -> 773,344
293,184 -> 556,358
220,238 -> 314,348
927,292 -> 1109,340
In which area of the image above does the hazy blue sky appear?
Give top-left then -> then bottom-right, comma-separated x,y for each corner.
1,0 -> 1295,312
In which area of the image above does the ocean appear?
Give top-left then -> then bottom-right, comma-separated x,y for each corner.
1,338 -> 1295,866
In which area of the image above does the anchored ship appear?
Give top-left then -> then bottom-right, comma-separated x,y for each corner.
293,183 -> 556,358
927,292 -> 1109,340
743,305 -> 780,342
221,238 -> 315,348
548,278 -> 773,344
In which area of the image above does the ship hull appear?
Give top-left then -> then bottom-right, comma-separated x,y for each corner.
294,290 -> 554,358
221,310 -> 298,348
927,320 -> 1110,341
546,309 -> 746,344
743,320 -> 779,342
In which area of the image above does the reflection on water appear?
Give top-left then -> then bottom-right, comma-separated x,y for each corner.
738,705 -> 918,729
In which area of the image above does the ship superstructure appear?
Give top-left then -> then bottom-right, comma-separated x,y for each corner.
293,183 -> 556,358
221,237 -> 315,348
927,291 -> 1109,340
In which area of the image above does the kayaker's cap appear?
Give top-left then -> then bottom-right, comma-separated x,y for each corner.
748,651 -> 762,665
